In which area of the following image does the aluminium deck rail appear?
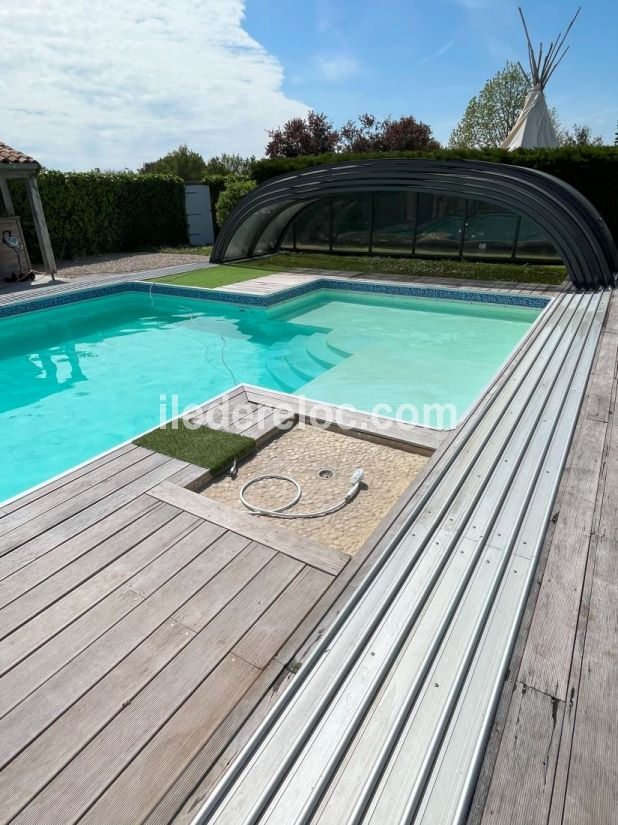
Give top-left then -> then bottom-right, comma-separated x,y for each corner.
188,288 -> 609,825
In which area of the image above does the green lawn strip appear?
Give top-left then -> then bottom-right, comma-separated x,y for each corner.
254,252 -> 566,285
149,252 -> 565,288
135,420 -> 255,475
149,263 -> 284,289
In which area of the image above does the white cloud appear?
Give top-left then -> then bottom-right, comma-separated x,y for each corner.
1,0 -> 309,170
315,54 -> 360,82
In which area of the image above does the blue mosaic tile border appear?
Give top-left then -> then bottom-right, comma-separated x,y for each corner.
0,275 -> 550,320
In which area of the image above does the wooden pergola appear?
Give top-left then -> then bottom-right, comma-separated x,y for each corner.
0,140 -> 56,278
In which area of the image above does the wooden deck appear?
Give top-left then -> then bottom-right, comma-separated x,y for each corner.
0,413 -> 348,825
0,271 -> 615,825
468,290 -> 618,825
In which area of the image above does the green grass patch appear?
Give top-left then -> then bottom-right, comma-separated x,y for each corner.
149,252 -> 565,288
135,420 -> 255,475
149,263 -> 283,289
248,252 -> 566,286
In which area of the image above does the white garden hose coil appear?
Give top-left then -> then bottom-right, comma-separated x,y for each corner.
240,468 -> 364,519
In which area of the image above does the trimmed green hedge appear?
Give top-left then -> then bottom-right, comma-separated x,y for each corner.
10,171 -> 187,262
251,147 -> 618,242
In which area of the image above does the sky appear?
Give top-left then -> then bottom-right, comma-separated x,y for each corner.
1,0 -> 616,171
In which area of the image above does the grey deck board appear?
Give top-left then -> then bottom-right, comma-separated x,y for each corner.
0,406 -> 338,825
0,503 -> 186,641
472,291 -> 618,825
0,445 -> 146,538
12,555 -> 303,825
78,655 -> 259,825
0,443 -> 138,517
149,481 -> 348,576
0,495 -> 157,608
0,453 -> 183,570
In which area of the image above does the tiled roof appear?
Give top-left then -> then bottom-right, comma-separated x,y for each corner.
0,141 -> 39,165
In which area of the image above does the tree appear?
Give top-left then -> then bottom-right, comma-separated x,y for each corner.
448,61 -> 560,149
216,178 -> 257,226
380,116 -> 440,151
558,124 -> 604,146
265,111 -> 339,158
139,144 -> 207,180
203,153 -> 256,177
339,114 -> 439,152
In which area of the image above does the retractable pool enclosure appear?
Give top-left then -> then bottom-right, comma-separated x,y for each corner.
210,159 -> 617,290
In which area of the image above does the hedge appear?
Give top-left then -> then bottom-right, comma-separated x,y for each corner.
9,171 -> 187,263
215,179 -> 257,227
251,147 -> 618,242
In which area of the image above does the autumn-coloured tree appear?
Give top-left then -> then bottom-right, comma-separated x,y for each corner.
265,112 -> 339,158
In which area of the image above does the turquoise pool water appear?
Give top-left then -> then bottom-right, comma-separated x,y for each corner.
0,288 -> 541,502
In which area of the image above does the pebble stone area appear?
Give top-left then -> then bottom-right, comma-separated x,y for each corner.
203,423 -> 429,555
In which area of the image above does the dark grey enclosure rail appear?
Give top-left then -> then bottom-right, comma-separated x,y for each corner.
211,159 -> 617,290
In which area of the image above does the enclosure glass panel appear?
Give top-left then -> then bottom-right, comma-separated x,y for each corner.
414,193 -> 466,257
294,200 -> 332,252
225,207 -> 273,259
372,192 -> 416,254
515,216 -> 561,261
254,203 -> 305,255
332,194 -> 371,252
463,200 -> 518,258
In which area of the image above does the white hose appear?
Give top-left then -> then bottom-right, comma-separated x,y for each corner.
240,469 -> 364,519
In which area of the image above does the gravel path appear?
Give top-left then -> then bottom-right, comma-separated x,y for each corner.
56,251 -> 211,280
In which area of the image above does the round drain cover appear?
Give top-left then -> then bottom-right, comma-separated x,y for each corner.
318,468 -> 334,480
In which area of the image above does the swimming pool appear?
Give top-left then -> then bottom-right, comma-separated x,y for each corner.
0,282 -> 545,503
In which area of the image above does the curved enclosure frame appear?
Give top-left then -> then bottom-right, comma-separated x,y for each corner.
211,159 -> 617,289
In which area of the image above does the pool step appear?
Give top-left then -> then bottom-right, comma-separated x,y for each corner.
325,330 -> 356,359
284,347 -> 326,383
265,356 -> 305,393
305,335 -> 344,370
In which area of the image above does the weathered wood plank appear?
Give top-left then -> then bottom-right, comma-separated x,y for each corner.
0,495 -> 157,609
233,566 -> 333,670
0,449 -> 170,555
0,588 -> 139,720
243,384 -> 445,451
0,446 -> 148,538
0,528 -> 249,758
172,542 -> 276,631
0,510 -> 198,676
0,443 -> 137,518
148,482 -> 348,576
78,655 -> 259,825
12,555 -> 302,825
0,504 -> 186,641
582,331 -> 618,423
560,535 -> 618,825
0,454 -> 184,571
519,417 -> 607,701
480,683 -> 564,825
0,619 -> 195,823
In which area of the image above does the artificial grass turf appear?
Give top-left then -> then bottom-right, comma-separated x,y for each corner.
247,252 -> 566,285
149,252 -> 565,288
149,263 -> 283,289
134,421 -> 255,474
